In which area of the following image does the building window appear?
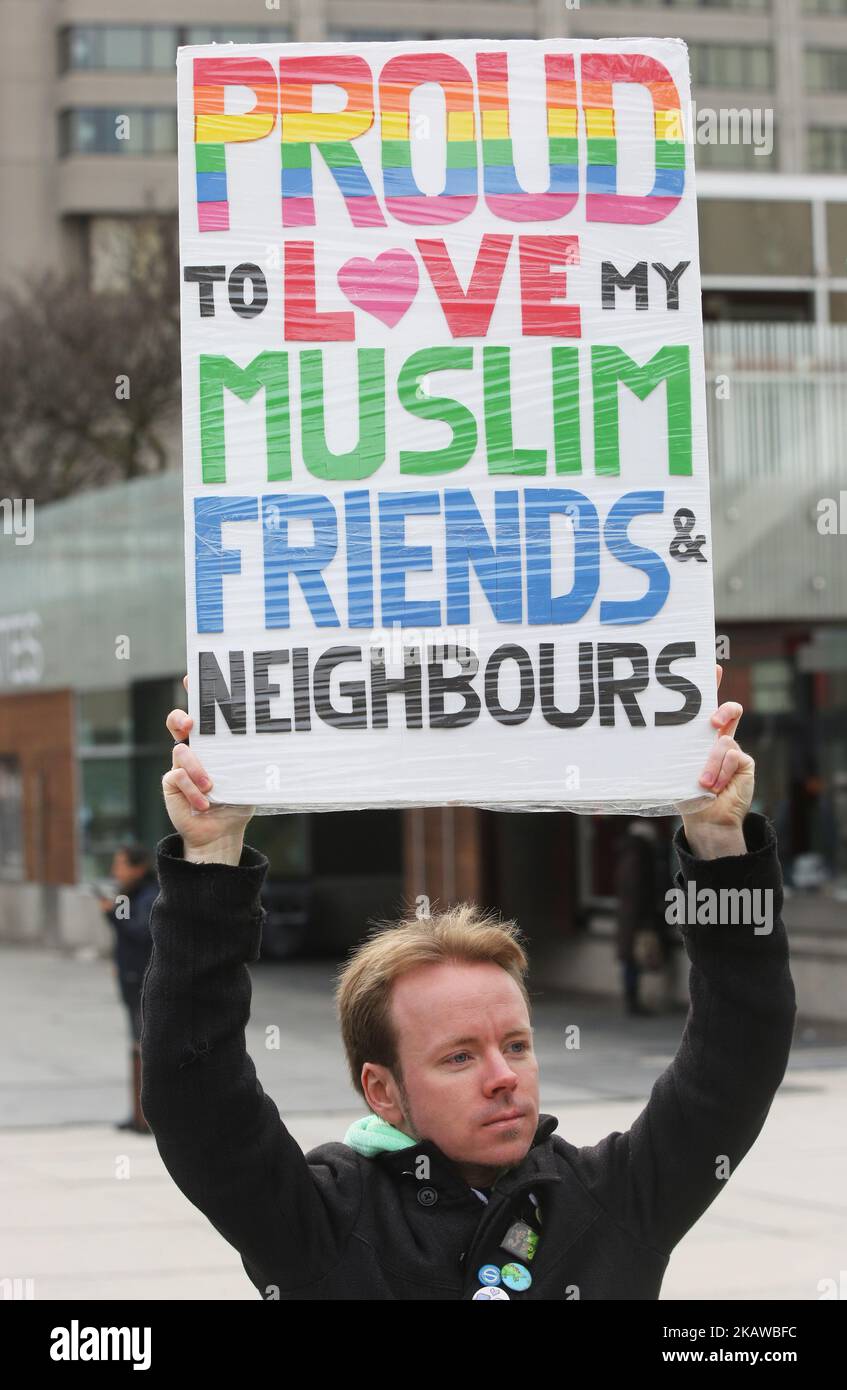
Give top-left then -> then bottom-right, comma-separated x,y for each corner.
60,26 -> 179,72
806,49 -> 847,92
102,27 -> 146,70
327,29 -> 429,41
86,215 -> 177,293
694,133 -> 777,170
326,27 -> 534,40
78,690 -> 132,749
689,43 -> 774,88
596,0 -> 769,7
60,24 -> 292,74
77,689 -> 133,878
148,109 -> 178,155
79,757 -> 134,880
0,756 -> 24,881
697,199 -> 813,275
702,289 -> 814,322
63,28 -> 98,69
751,659 -> 794,714
150,28 -> 178,70
184,26 -> 283,45
77,683 -> 181,879
826,201 -> 847,272
59,108 -> 178,157
809,127 -> 847,170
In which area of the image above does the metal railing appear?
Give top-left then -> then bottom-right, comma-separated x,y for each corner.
704,321 -> 847,485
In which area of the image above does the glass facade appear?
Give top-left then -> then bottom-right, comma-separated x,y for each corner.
77,680 -> 180,879
79,757 -> 134,882
0,755 -> 24,881
747,634 -> 847,887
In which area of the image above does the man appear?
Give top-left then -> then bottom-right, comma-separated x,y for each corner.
100,843 -> 157,1134
141,668 -> 796,1299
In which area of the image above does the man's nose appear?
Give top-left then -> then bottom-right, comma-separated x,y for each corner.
482,1052 -> 520,1094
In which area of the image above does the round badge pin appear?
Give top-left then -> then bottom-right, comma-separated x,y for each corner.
500,1262 -> 532,1292
477,1264 -> 502,1286
472,1285 -> 510,1300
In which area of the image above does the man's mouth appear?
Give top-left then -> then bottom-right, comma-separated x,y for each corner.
483,1110 -> 524,1128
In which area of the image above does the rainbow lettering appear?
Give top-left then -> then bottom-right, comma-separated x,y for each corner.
380,54 -> 478,225
280,56 -> 385,228
477,52 -> 579,222
581,53 -> 685,224
194,57 -> 277,232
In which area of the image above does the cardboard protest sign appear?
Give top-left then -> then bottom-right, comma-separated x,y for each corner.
177,38 -> 717,813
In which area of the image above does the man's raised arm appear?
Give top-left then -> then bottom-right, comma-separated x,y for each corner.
566,669 -> 797,1259
140,679 -> 360,1296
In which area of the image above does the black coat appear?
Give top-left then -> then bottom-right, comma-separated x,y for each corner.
140,814 -> 796,1300
104,870 -> 157,986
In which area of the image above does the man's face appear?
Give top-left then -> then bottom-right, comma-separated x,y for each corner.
385,960 -> 540,1184
111,852 -> 146,891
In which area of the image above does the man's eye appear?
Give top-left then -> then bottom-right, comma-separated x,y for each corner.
445,1043 -> 528,1064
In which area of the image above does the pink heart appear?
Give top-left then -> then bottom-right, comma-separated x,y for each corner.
337,249 -> 419,327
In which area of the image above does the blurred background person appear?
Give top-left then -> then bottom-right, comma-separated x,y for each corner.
614,820 -> 673,1018
99,843 -> 157,1134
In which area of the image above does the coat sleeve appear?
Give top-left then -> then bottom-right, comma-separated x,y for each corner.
139,834 -> 361,1294
569,812 -> 797,1257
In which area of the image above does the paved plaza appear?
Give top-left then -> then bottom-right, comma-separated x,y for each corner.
1,946 -> 844,1300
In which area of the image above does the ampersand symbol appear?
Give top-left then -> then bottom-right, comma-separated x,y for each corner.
670,508 -> 707,563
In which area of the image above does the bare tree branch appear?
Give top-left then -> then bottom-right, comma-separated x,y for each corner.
0,218 -> 181,504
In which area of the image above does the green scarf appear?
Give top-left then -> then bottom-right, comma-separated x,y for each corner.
344,1114 -> 417,1157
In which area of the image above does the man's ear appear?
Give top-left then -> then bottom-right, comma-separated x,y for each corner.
361,1063 -> 406,1128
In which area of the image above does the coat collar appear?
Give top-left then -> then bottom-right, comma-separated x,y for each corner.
371,1111 -> 562,1202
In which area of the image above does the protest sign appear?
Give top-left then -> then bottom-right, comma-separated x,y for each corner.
177,38 -> 717,813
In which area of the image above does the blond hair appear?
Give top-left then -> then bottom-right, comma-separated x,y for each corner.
334,902 -> 530,1100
